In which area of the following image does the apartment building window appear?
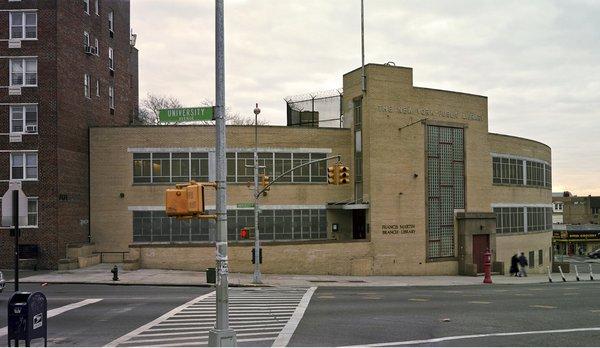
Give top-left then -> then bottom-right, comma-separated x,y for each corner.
108,10 -> 114,35
592,207 -> 600,215
108,85 -> 115,110
11,152 -> 38,180
84,31 -> 90,47
10,58 -> 37,87
95,0 -> 99,15
9,12 -> 37,39
10,105 -> 37,134
84,0 -> 90,14
84,74 -> 91,98
96,79 -> 100,97
108,47 -> 114,70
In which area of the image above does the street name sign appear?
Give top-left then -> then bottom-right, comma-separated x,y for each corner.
1,181 -> 28,227
236,203 -> 255,209
159,106 -> 214,123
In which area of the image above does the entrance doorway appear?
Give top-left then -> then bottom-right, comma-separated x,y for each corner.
473,234 -> 490,273
352,210 -> 366,239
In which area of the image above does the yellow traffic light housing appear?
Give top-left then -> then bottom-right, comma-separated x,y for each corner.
260,174 -> 271,191
327,165 -> 339,185
165,181 -> 209,218
338,165 -> 350,184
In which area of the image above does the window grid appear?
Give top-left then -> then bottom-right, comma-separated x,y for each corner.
494,206 -> 552,234
10,58 -> 37,87
133,209 -> 327,243
10,105 -> 37,134
11,152 -> 38,180
10,12 -> 37,39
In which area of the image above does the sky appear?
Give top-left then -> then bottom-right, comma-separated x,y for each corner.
131,0 -> 600,195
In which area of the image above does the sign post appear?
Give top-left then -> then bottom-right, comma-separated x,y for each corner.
158,106 -> 214,123
2,183 -> 28,292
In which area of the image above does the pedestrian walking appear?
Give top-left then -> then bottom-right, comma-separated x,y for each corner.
510,254 -> 519,276
518,252 -> 528,277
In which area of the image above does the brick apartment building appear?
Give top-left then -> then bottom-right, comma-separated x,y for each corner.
0,0 -> 138,269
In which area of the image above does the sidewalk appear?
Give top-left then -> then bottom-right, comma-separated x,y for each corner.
4,264 -> 584,287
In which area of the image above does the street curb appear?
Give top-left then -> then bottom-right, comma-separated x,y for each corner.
8,280 -> 271,288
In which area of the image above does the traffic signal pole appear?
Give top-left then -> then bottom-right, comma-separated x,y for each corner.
208,0 -> 236,346
252,105 -> 262,284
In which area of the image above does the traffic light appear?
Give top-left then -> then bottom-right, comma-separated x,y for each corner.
327,165 -> 339,185
260,174 -> 271,191
165,182 -> 205,217
338,165 -> 350,184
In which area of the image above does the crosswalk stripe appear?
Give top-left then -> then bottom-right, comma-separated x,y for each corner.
112,288 -> 311,347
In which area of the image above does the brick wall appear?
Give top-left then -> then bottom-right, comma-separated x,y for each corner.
0,0 -> 138,269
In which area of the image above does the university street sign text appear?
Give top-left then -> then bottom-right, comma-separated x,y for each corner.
159,107 -> 214,123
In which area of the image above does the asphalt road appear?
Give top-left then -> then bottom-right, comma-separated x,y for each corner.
0,283 -> 210,347
2,281 -> 600,346
290,282 -> 600,347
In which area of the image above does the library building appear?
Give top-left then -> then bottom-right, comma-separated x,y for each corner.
88,64 -> 553,275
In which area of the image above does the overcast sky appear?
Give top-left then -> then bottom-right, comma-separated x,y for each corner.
131,0 -> 600,195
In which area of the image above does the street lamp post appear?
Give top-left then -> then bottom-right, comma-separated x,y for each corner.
208,0 -> 236,346
252,104 -> 262,284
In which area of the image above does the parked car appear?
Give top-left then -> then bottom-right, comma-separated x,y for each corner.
0,271 -> 5,292
588,249 -> 600,259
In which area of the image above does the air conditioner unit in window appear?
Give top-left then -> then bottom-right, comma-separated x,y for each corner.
25,125 -> 37,133
92,46 -> 98,55
84,45 -> 93,54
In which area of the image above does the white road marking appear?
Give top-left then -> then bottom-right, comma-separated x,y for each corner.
111,288 -> 310,347
105,292 -> 214,347
0,298 -> 103,337
343,326 -> 600,347
272,287 -> 316,347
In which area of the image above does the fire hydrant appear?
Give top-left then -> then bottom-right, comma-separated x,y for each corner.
111,265 -> 119,281
483,248 -> 492,284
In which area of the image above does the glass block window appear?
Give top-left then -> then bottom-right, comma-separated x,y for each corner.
427,125 -> 464,259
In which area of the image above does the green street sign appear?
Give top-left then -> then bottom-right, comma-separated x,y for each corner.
236,203 -> 255,208
159,106 -> 214,123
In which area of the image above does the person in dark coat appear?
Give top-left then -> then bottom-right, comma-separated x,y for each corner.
510,254 -> 519,276
518,252 -> 528,277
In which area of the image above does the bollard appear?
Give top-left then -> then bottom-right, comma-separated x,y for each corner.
590,264 -> 595,281
547,266 -> 553,283
575,265 -> 580,281
111,265 -> 119,281
558,265 -> 567,282
483,248 -> 492,284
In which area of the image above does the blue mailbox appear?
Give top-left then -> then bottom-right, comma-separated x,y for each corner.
7,291 -> 47,347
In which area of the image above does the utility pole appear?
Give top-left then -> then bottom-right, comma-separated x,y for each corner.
252,103 -> 262,284
208,0 -> 236,346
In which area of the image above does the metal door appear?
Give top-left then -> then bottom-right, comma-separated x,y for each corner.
473,234 -> 489,273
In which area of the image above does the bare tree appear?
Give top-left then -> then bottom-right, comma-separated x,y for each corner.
137,93 -> 269,126
137,93 -> 184,125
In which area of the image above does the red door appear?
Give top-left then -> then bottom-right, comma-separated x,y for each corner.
473,234 -> 490,273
